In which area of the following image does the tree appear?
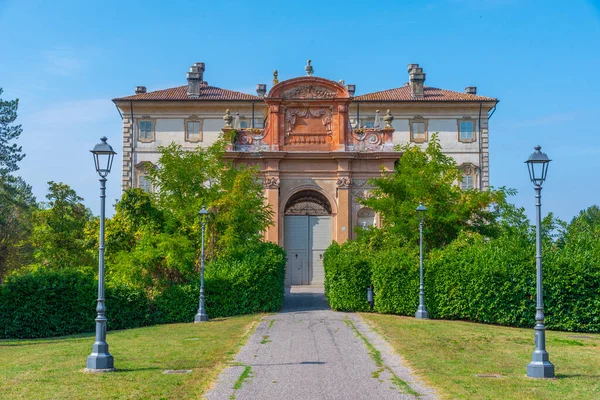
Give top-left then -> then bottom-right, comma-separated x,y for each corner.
361,134 -> 506,249
148,141 -> 273,257
0,88 -> 25,175
0,88 -> 35,283
30,182 -> 94,270
0,176 -> 36,283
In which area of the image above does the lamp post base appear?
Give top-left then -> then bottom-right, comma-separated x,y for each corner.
86,352 -> 115,371
415,306 -> 429,319
194,313 -> 209,323
527,361 -> 555,378
527,349 -> 554,378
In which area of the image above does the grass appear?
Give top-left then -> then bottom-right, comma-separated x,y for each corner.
361,314 -> 600,400
0,315 -> 260,400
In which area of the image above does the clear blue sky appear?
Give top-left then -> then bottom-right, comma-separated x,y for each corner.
1,0 -> 599,222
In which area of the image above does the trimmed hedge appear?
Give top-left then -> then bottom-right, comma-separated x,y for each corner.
0,242 -> 286,339
324,230 -> 600,333
323,241 -> 371,312
0,269 -> 151,339
154,242 -> 287,323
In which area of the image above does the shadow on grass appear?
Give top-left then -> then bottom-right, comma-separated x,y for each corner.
114,367 -> 164,373
555,373 -> 600,379
0,335 -> 94,346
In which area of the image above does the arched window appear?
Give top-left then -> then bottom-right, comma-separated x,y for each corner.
284,190 -> 332,216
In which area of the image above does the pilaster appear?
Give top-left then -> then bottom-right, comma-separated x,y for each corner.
122,117 -> 133,191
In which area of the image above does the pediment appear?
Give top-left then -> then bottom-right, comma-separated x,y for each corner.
267,77 -> 349,100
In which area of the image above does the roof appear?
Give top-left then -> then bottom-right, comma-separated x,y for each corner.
113,83 -> 497,103
353,85 -> 497,102
113,85 -> 261,101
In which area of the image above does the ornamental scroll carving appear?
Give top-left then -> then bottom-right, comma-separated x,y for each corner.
263,177 -> 280,188
285,107 -> 333,135
460,163 -> 478,176
281,85 -> 336,99
347,126 -> 394,152
336,177 -> 352,188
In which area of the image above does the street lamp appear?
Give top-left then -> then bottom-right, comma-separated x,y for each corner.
415,202 -> 429,319
525,145 -> 555,379
194,206 -> 209,322
86,137 -> 116,372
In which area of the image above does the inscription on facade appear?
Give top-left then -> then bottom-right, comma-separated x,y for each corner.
281,85 -> 337,99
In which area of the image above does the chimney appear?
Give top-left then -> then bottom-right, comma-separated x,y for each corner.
346,84 -> 356,97
256,84 -> 267,97
408,64 -> 425,99
135,86 -> 147,94
465,86 -> 477,95
187,62 -> 205,98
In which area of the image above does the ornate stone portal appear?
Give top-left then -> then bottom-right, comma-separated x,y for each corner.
222,75 -> 399,246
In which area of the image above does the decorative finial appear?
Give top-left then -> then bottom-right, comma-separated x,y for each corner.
100,136 -> 108,143
383,109 -> 394,128
305,60 -> 314,76
223,109 -> 233,128
273,70 -> 279,85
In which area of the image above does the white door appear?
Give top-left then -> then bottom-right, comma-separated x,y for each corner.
309,216 -> 331,285
284,215 -> 331,286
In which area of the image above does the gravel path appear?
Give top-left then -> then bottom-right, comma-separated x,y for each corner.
205,286 -> 438,400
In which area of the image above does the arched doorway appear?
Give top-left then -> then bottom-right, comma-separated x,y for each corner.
284,190 -> 332,286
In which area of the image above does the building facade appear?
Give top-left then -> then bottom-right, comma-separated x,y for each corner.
113,61 -> 498,286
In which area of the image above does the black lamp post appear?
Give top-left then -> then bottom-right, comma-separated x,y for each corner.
194,206 -> 209,322
86,137 -> 116,372
525,145 -> 555,379
415,202 -> 429,319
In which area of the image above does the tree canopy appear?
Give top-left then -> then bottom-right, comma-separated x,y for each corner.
0,88 -> 35,283
361,134 -> 507,249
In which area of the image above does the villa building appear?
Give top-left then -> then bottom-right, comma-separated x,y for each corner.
113,61 -> 498,286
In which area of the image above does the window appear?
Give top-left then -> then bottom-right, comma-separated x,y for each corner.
460,163 -> 478,190
410,117 -> 428,142
254,118 -> 265,129
459,119 -> 475,142
239,120 -> 249,129
461,175 -> 475,190
139,120 -> 153,141
138,175 -> 152,192
349,118 -> 375,129
185,118 -> 202,142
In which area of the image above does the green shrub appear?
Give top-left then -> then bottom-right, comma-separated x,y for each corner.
371,247 -> 419,315
0,269 -> 154,339
0,269 -> 96,339
323,241 -> 371,311
154,241 -> 287,322
324,224 -> 600,333
426,232 -> 536,327
0,242 -> 286,339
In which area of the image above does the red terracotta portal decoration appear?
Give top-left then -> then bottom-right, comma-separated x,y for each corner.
264,77 -> 350,152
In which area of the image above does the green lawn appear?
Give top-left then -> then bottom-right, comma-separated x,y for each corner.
0,315 -> 260,399
361,314 -> 600,400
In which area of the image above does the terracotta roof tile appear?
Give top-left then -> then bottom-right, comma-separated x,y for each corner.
113,85 -> 260,101
353,85 -> 497,102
